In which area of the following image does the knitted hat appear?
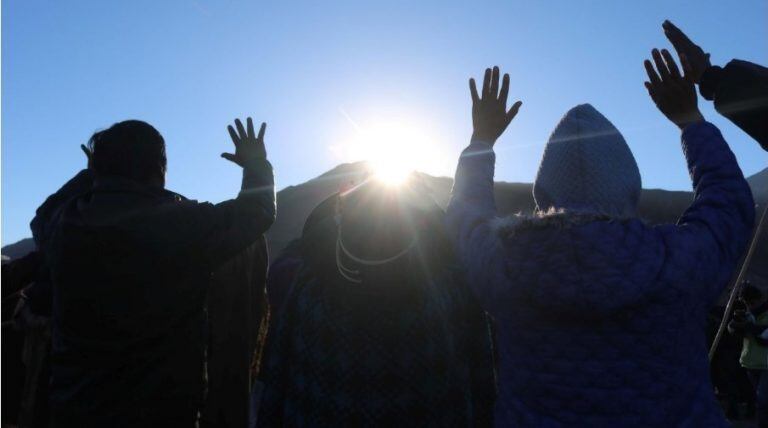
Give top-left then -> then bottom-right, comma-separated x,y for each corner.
533,104 -> 641,217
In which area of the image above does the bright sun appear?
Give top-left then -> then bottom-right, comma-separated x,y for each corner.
341,120 -> 445,186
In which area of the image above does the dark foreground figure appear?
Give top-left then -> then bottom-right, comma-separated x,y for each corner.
257,181 -> 496,426
447,60 -> 755,426
34,119 -> 275,427
662,20 -> 768,151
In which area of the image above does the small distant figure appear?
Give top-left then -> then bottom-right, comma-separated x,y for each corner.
36,118 -> 275,427
662,20 -> 768,151
729,282 -> 768,428
257,180 -> 495,426
447,63 -> 754,426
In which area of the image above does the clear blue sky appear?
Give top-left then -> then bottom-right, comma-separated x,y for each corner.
3,0 -> 767,246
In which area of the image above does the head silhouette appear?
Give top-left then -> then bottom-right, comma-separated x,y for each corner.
338,179 -> 441,263
533,104 -> 641,217
88,120 -> 167,187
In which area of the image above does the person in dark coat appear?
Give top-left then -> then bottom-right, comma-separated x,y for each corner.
201,236 -> 270,428
2,251 -> 45,428
37,118 -> 275,427
447,61 -> 754,427
257,180 -> 496,427
662,20 -> 768,151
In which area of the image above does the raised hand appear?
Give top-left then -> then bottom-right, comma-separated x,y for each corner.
662,20 -> 711,84
222,117 -> 267,167
644,48 -> 704,130
469,66 -> 523,145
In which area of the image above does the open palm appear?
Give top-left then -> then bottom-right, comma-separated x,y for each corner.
470,66 -> 523,145
222,117 -> 267,167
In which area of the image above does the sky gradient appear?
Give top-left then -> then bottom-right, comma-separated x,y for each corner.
3,0 -> 767,245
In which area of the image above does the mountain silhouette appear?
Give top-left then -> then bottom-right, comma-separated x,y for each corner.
4,165 -> 767,284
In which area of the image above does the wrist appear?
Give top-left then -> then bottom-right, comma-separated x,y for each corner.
676,111 -> 705,131
698,65 -> 723,101
471,132 -> 497,146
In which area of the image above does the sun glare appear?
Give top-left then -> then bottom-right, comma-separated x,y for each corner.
340,120 -> 445,186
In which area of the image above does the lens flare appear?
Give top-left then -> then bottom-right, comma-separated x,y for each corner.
341,120 -> 443,186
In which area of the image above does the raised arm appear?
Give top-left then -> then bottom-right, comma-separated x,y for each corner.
663,20 -> 768,151
644,48 -> 755,302
171,117 -> 276,269
446,66 -> 523,317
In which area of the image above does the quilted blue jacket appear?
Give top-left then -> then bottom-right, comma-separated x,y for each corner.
446,121 -> 755,427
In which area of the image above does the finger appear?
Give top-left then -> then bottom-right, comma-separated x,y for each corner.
661,49 -> 682,80
499,74 -> 510,105
247,117 -> 255,139
257,122 -> 266,141
469,78 -> 480,104
644,60 -> 662,86
505,100 -> 523,125
679,53 -> 695,84
490,66 -> 500,98
644,81 -> 657,103
228,125 -> 240,146
80,144 -> 92,159
652,49 -> 671,82
482,68 -> 491,98
221,153 -> 239,164
662,20 -> 694,49
662,21 -> 689,53
235,119 -> 247,140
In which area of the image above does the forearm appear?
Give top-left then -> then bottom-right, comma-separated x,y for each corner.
447,140 -> 497,226
676,121 -> 755,287
680,121 -> 754,225
446,140 -> 498,269
446,140 -> 514,317
200,159 -> 276,268
699,60 -> 768,150
238,158 -> 277,227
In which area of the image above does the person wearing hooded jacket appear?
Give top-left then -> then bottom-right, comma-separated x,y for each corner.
37,118 -> 275,427
446,56 -> 754,426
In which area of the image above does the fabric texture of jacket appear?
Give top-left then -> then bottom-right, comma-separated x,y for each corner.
39,160 -> 275,426
699,59 -> 768,151
201,237 -> 270,428
446,121 -> 755,427
257,212 -> 496,427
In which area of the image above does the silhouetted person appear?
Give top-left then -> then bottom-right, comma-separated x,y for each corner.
2,251 -> 45,428
729,283 -> 768,427
447,62 -> 754,426
201,233 -> 270,428
662,20 -> 768,151
35,118 -> 275,427
257,181 -> 495,426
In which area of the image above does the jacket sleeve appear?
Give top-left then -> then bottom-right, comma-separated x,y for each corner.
445,141 -> 513,318
168,158 -> 276,270
30,169 -> 94,249
699,60 -> 768,151
656,121 -> 755,303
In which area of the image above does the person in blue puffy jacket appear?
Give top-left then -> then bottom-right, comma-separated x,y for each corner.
446,53 -> 755,426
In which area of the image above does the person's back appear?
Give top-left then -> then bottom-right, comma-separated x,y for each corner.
258,182 -> 495,427
447,64 -> 755,426
40,119 -> 275,426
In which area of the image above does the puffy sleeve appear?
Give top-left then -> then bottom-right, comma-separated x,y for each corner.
655,121 -> 755,304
